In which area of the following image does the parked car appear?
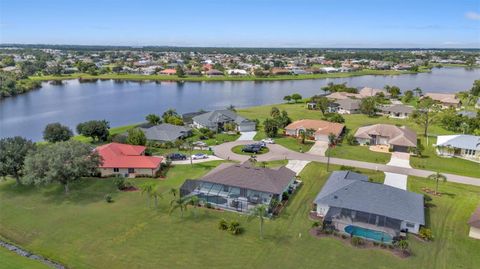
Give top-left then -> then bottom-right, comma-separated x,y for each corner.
193,141 -> 208,147
167,153 -> 187,160
191,153 -> 208,160
262,138 -> 275,144
242,144 -> 262,153
255,141 -> 267,148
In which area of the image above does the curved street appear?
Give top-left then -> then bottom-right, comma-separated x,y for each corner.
212,140 -> 480,187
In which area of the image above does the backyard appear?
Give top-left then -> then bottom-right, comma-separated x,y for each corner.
1,161 -> 479,269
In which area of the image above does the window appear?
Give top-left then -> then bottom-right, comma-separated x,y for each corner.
113,168 -> 119,172
128,168 -> 135,173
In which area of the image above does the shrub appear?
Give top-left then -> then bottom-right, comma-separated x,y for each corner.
228,221 -> 241,235
311,221 -> 320,228
341,234 -> 348,239
419,227 -> 434,241
114,177 -> 126,190
351,236 -> 364,247
395,239 -> 409,250
373,241 -> 379,246
282,191 -> 290,201
345,134 -> 357,145
340,165 -> 357,172
205,202 -> 213,209
218,218 -> 228,230
380,243 -> 387,249
104,194 -> 113,203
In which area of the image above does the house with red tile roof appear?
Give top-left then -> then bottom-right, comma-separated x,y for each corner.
284,119 -> 345,142
159,68 -> 177,75
95,143 -> 162,178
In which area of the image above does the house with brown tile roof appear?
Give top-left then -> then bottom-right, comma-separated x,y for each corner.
354,124 -> 417,152
468,206 -> 480,239
285,119 -> 345,142
179,162 -> 297,213
424,93 -> 461,108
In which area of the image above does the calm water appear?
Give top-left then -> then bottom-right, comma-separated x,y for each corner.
1,67 -> 479,141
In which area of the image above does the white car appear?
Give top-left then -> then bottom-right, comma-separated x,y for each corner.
191,153 -> 208,160
262,138 -> 275,144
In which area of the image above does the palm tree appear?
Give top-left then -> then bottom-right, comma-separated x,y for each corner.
188,195 -> 202,218
139,182 -> 156,207
326,133 -> 336,172
151,188 -> 162,208
183,140 -> 194,166
427,172 -> 447,195
249,204 -> 268,239
169,196 -> 189,218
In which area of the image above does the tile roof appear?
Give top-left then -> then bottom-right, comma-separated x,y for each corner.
285,119 -> 345,137
424,93 -> 460,104
95,143 -> 162,169
354,124 -> 417,147
200,162 -> 296,194
335,98 -> 361,110
315,171 -> 425,225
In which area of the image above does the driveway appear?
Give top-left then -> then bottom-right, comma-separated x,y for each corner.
286,160 -> 311,175
384,172 -> 407,190
307,141 -> 328,156
237,131 -> 257,141
387,152 -> 411,168
171,155 -> 223,165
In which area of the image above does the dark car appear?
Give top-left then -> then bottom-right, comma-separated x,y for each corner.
167,153 -> 187,160
242,144 -> 262,153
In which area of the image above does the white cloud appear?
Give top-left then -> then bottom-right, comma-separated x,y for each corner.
465,11 -> 480,20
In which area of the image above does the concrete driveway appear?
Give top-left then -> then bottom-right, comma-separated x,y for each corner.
387,152 -> 411,168
384,172 -> 407,190
171,155 -> 223,165
307,141 -> 328,156
286,160 -> 311,175
237,131 -> 257,141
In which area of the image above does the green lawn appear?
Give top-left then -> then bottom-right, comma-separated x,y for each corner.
238,103 -> 480,178
253,129 -> 314,153
73,123 -> 140,144
1,161 -> 479,268
0,246 -> 50,269
189,131 -> 240,146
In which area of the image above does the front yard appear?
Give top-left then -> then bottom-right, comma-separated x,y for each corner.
1,161 -> 479,269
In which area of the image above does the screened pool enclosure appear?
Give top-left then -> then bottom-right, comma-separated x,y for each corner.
180,179 -> 276,213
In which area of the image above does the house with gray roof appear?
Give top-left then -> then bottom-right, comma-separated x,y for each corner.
140,123 -> 192,142
435,135 -> 480,162
334,98 -> 361,114
192,109 -> 256,132
380,104 -> 414,119
179,162 -> 296,213
314,171 -> 425,240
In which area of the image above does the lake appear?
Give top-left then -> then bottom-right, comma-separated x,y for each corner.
1,67 -> 479,141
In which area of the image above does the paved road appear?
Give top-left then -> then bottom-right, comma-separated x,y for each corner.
213,141 -> 480,187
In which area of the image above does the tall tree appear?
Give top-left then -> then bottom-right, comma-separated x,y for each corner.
291,93 -> 302,103
23,140 -> 101,194
263,118 -> 279,138
43,122 -> 73,143
384,85 -> 401,98
316,96 -> 330,115
76,120 -> 110,142
270,107 -> 280,118
145,114 -> 161,125
249,204 -> 268,239
169,196 -> 189,218
411,97 -> 441,137
0,137 -> 36,185
427,172 -> 447,195
126,128 -> 147,145
283,95 -> 292,103
360,97 -> 377,117
326,133 -> 336,172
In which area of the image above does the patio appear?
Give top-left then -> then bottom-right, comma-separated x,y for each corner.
369,144 -> 391,153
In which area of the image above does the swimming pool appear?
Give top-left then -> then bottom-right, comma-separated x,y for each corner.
344,225 -> 393,243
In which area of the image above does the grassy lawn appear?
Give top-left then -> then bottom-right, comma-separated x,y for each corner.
0,246 -> 50,269
73,123 -> 140,144
231,145 -> 269,155
239,103 -> 480,177
189,131 -> 240,146
29,69 -> 426,83
253,129 -> 314,153
1,161 -> 479,268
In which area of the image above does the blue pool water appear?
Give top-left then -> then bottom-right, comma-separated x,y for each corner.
344,225 -> 393,243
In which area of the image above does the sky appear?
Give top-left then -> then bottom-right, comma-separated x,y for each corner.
1,0 -> 479,48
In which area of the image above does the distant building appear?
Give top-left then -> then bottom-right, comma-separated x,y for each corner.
334,99 -> 361,114
435,135 -> 480,162
380,104 -> 414,119
140,123 -> 192,142
424,93 -> 461,108
192,110 -> 255,132
285,119 -> 345,142
159,68 -> 177,75
354,124 -> 417,152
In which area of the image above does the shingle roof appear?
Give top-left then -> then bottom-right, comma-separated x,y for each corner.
468,206 -> 480,229
436,135 -> 480,150
424,93 -> 460,104
354,124 -> 417,147
381,104 -> 414,114
358,87 -> 389,98
200,162 -> 296,194
285,119 -> 345,137
193,110 -> 253,128
95,143 -> 162,169
315,171 -> 425,225
335,98 -> 361,110
140,123 -> 191,142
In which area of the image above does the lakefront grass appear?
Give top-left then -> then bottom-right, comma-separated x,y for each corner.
29,69 -> 427,83
1,161 -> 479,269
0,246 -> 50,269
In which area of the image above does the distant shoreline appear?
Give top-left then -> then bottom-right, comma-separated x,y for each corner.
29,68 -> 431,83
